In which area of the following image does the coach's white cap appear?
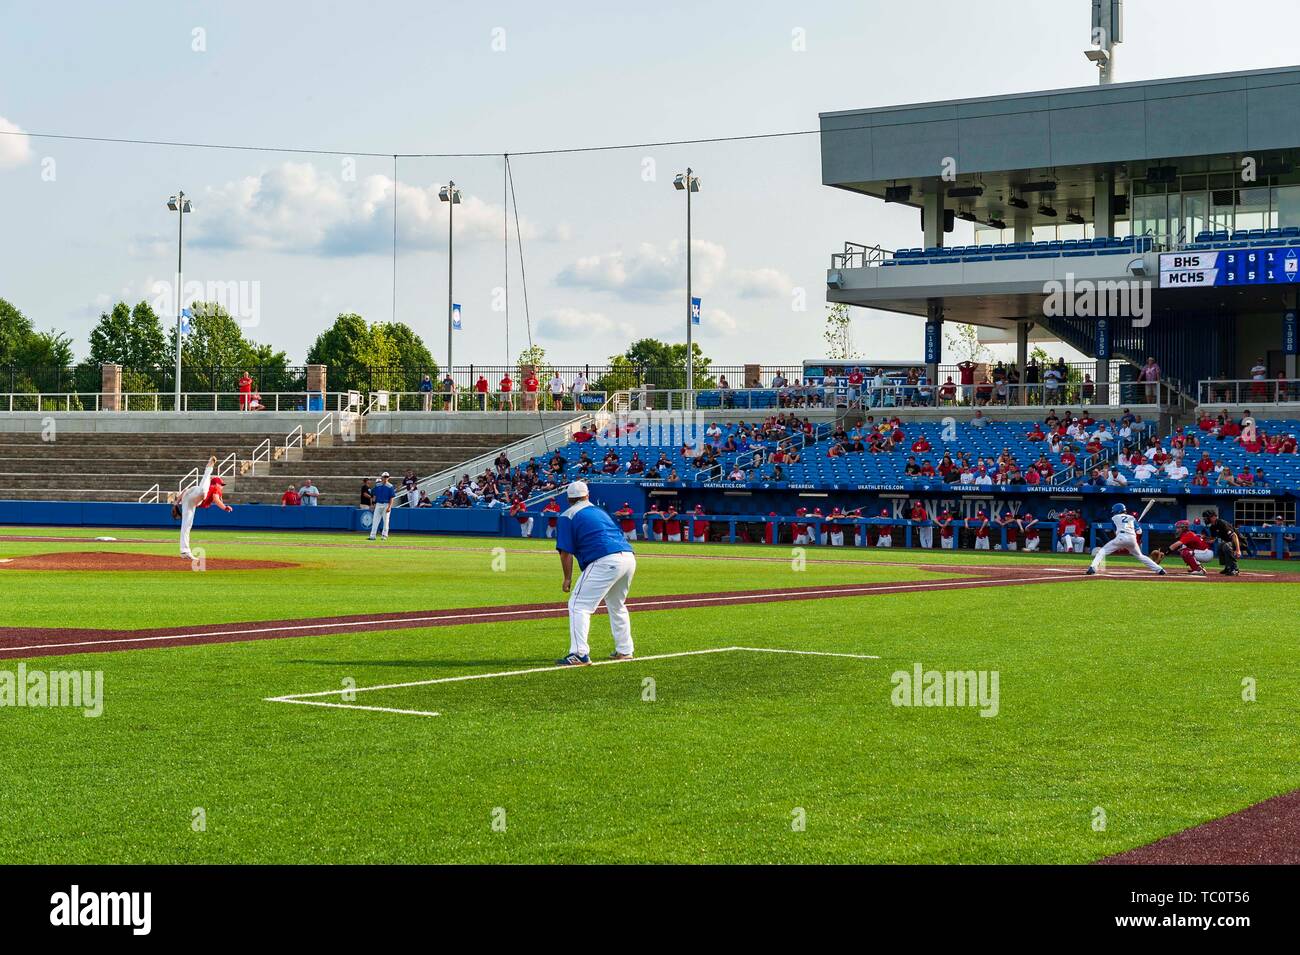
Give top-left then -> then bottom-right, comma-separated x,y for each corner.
566,480 -> 589,499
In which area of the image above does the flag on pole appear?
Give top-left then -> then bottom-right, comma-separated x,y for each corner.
690,297 -> 701,326
180,307 -> 194,336
452,303 -> 462,331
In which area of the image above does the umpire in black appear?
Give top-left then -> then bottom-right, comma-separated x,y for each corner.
1202,508 -> 1242,575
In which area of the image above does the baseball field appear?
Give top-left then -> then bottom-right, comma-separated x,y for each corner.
2,526 -> 1297,864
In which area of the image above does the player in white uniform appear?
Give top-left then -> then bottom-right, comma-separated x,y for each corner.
173,455 -> 232,558
1087,503 -> 1165,575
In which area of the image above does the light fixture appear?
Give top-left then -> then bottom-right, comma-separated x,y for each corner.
1128,258 -> 1148,277
1020,181 -> 1058,193
1007,196 -> 1029,210
438,183 -> 462,204
1065,211 -> 1085,224
957,210 -> 976,222
1037,204 -> 1058,218
166,195 -> 193,213
947,185 -> 984,199
884,184 -> 912,203
1084,48 -> 1110,65
987,217 -> 1007,230
827,271 -> 844,289
673,173 -> 701,192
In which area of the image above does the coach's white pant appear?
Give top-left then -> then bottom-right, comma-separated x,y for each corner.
829,529 -> 844,546
369,502 -> 391,539
975,537 -> 990,550
941,534 -> 954,549
517,517 -> 534,539
877,533 -> 892,548
1090,533 -> 1162,572
1024,535 -> 1040,552
1061,534 -> 1085,553
917,527 -> 933,549
179,464 -> 213,556
623,529 -> 637,541
569,552 -> 637,658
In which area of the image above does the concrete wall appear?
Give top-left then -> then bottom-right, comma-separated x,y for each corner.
0,410 -> 566,436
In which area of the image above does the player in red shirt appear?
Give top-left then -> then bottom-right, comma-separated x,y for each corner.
542,498 -> 562,538
1021,512 -> 1041,552
614,502 -> 637,541
690,504 -> 709,542
663,506 -> 682,542
970,510 -> 991,550
875,507 -> 893,547
791,506 -> 809,545
509,497 -> 533,538
1167,519 -> 1213,575
936,508 -> 956,549
909,500 -> 931,549
999,509 -> 1020,551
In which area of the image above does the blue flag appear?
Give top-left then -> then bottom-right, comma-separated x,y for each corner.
452,303 -> 462,331
180,307 -> 193,336
690,297 -> 701,326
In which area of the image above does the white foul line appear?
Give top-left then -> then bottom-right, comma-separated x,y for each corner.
263,645 -> 881,718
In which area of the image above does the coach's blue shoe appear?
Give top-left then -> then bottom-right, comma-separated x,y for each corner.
1085,567 -> 1096,575
555,653 -> 591,667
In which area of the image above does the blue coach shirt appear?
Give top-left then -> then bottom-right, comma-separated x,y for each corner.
556,500 -> 633,570
373,482 -> 396,504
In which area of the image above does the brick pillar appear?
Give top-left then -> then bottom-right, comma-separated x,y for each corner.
101,363 -> 122,411
744,364 -> 761,387
306,364 -> 327,394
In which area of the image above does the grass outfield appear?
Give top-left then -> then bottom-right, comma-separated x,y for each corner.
1,526 -> 1297,863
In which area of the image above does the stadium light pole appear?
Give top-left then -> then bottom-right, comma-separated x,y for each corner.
439,181 -> 462,387
673,168 -> 701,408
166,191 -> 193,412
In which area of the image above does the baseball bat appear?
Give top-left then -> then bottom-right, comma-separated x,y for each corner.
1136,498 -> 1156,523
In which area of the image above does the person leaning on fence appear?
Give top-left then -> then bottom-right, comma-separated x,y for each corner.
441,373 -> 456,410
499,372 -> 514,409
549,372 -> 566,410
420,374 -> 433,411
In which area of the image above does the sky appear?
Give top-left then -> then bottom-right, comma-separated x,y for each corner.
2,0 -> 1298,368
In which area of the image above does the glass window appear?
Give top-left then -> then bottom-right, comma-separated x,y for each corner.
1273,185 -> 1300,228
1236,187 -> 1269,231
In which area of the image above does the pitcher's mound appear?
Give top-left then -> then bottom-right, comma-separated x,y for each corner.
0,551 -> 298,572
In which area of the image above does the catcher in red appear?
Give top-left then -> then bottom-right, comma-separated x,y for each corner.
1158,519 -> 1216,576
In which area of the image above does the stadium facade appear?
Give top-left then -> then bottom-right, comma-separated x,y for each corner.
820,65 -> 1300,400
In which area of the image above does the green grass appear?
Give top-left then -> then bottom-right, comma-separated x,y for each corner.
1,526 -> 1296,863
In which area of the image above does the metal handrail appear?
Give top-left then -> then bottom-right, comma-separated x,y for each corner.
830,241 -> 893,269
285,425 -> 303,457
139,483 -> 160,504
1196,378 -> 1300,406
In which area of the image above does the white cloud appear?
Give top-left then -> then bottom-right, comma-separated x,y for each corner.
134,162 -> 543,256
536,306 -> 632,341
701,307 -> 740,335
733,266 -> 791,299
556,239 -> 726,299
0,116 -> 32,169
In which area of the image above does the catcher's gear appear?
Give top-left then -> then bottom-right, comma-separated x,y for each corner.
1149,548 -> 1166,564
1173,519 -> 1190,534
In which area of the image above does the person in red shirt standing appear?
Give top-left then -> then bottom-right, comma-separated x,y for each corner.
937,508 -> 956,549
523,371 -> 540,411
876,507 -> 893,547
499,373 -> 514,410
542,497 -> 562,538
971,510 -> 991,550
280,484 -> 301,506
999,509 -> 1020,551
474,375 -> 490,411
615,502 -> 638,541
237,370 -> 253,411
1021,512 -> 1040,552
791,506 -> 809,545
509,497 -> 533,538
957,360 -> 976,405
908,500 -> 930,548
690,504 -> 709,543
664,505 -> 682,542
764,512 -> 778,545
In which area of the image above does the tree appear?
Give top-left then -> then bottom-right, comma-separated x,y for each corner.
620,338 -> 714,390
944,323 -> 992,363
307,314 -> 437,392
0,297 -> 34,366
167,301 -> 291,391
823,303 -> 858,359
88,301 -> 168,372
515,344 -> 554,384
593,354 -> 640,394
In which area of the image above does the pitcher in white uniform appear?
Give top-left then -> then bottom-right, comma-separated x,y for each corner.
173,456 -> 233,558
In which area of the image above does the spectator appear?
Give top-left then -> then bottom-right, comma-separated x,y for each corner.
956,359 -> 976,404
1139,357 -> 1161,402
571,372 -> 588,406
441,373 -> 457,410
1080,373 -> 1095,404
419,373 -> 433,411
549,372 -> 566,410
474,374 -> 490,411
499,372 -> 514,409
523,370 -> 540,410
402,469 -> 418,506
417,490 -> 433,507
1165,460 -> 1190,481
281,484 -> 301,506
359,477 -> 375,508
970,409 -> 987,429
238,370 -> 253,411
298,479 -> 320,506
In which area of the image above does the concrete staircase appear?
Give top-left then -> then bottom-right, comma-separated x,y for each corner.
0,431 -> 508,504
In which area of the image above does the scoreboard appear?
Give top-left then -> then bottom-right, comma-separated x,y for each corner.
1160,247 -> 1300,287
